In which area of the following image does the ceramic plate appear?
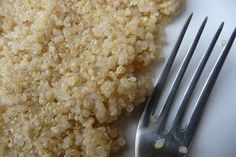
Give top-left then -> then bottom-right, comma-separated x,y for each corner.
120,0 -> 236,157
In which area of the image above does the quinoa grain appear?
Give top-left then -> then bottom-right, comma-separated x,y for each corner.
0,0 -> 184,156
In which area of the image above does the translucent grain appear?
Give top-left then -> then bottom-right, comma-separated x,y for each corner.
0,0 -> 184,156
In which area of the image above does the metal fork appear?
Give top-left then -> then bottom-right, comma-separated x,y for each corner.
135,13 -> 236,157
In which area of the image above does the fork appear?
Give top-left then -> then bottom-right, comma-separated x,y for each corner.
135,13 -> 236,157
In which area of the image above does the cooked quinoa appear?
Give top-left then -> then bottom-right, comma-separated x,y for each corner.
0,0 -> 184,157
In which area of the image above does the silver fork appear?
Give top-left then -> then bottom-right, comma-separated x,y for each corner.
135,13 -> 236,157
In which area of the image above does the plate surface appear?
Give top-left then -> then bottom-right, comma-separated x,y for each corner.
120,0 -> 236,157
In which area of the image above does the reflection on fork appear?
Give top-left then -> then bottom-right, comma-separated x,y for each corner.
135,13 -> 236,157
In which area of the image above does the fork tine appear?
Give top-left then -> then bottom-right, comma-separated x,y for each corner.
141,13 -> 193,127
168,22 -> 224,132
156,17 -> 208,126
183,28 -> 236,145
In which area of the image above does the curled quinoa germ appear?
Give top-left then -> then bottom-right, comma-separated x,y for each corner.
0,0 -> 184,156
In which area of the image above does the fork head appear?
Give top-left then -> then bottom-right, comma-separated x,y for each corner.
135,13 -> 236,157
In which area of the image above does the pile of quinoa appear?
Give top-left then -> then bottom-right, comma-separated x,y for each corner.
0,0 -> 184,157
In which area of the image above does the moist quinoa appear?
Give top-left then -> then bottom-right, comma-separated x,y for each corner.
0,0 -> 184,157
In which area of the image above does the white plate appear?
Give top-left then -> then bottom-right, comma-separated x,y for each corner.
120,0 -> 236,157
